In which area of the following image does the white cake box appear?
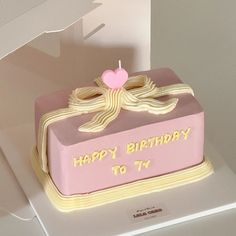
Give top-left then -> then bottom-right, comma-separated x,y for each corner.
0,0 -> 150,234
1,1 -> 236,236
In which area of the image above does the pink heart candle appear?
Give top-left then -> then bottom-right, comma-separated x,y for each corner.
101,61 -> 128,89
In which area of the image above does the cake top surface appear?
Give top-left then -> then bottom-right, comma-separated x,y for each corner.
35,68 -> 203,146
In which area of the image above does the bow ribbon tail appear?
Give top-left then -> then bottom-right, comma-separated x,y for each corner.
122,92 -> 178,115
79,89 -> 123,132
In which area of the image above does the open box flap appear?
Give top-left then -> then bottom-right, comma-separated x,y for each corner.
0,148 -> 35,220
0,0 -> 99,60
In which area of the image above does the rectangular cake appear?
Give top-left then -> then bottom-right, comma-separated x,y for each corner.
33,68 -> 212,211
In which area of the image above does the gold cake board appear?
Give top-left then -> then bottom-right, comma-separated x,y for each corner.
31,147 -> 213,212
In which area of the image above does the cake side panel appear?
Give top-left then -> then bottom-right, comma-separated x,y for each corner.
48,112 -> 204,195
47,129 -> 69,195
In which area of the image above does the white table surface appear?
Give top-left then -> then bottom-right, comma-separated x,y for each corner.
142,208 -> 236,236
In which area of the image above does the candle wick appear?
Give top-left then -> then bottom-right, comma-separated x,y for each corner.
118,60 -> 121,69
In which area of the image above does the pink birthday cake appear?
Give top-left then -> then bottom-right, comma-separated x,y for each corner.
31,67 -> 213,212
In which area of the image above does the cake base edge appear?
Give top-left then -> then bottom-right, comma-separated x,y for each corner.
31,146 -> 213,212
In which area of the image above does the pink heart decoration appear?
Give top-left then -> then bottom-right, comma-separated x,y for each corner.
101,68 -> 128,89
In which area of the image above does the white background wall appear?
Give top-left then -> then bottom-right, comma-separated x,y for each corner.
151,0 -> 236,172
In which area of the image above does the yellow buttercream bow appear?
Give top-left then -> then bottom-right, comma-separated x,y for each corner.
69,75 -> 193,132
38,75 -> 193,172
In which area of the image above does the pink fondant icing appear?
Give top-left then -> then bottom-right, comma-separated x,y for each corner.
35,68 -> 204,196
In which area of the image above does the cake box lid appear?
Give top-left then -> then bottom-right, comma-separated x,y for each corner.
0,0 -> 99,60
